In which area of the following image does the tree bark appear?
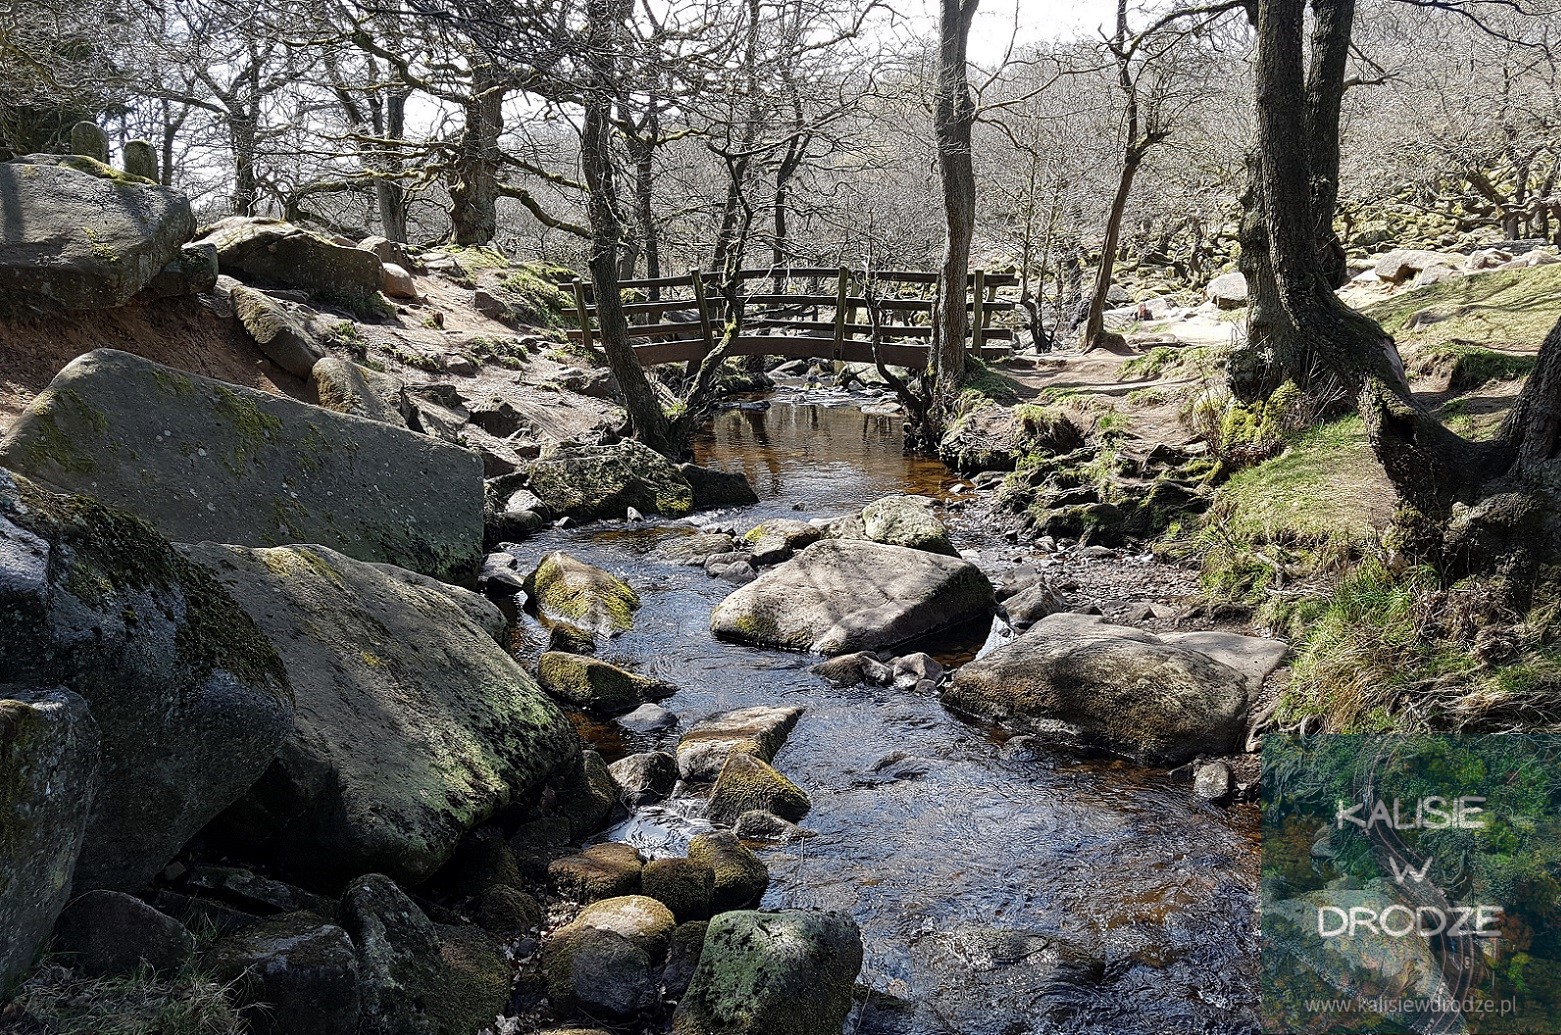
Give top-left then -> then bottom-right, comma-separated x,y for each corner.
933,0 -> 979,396
450,70 -> 504,247
1081,153 -> 1140,350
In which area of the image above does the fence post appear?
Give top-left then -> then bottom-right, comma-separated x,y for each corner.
690,268 -> 716,360
971,268 -> 986,357
831,268 -> 849,361
572,280 -> 594,351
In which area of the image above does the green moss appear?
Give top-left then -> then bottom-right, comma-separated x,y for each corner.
13,389 -> 101,475
7,475 -> 288,705
53,154 -> 149,185
1364,263 -> 1561,354
1405,340 -> 1537,391
1119,344 -> 1225,382
210,386 -> 282,472
497,263 -> 577,329
524,553 -> 640,634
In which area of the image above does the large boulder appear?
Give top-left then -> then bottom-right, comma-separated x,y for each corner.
342,874 -> 511,1035
679,463 -> 759,509
185,543 -> 579,886
0,471 -> 292,893
0,350 -> 484,581
706,753 -> 810,827
537,651 -> 673,715
686,833 -> 768,913
943,613 -> 1286,765
197,217 -> 384,297
0,688 -> 99,996
860,495 -> 956,555
672,910 -> 863,1035
0,154 -> 196,309
1373,248 -> 1467,284
528,440 -> 694,521
710,539 -> 995,655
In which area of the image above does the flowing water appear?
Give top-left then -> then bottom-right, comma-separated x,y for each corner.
508,387 -> 1259,1035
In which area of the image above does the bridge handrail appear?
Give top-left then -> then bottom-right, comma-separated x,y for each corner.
564,265 -> 1017,364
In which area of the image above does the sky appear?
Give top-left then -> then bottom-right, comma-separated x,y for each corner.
949,0 -> 1123,64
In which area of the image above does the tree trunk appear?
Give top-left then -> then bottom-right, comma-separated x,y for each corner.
581,0 -> 674,453
230,110 -> 259,215
1081,154 -> 1139,351
450,71 -> 504,247
376,91 -> 410,243
1303,0 -> 1353,287
933,0 -> 979,398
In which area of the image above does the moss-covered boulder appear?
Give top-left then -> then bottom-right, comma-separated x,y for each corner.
676,705 -> 803,782
528,440 -> 695,522
671,910 -> 863,1035
0,154 -> 196,309
555,747 -> 621,838
937,403 -> 1085,474
0,688 -> 98,996
538,651 -> 675,715
209,912 -> 362,1035
341,874 -> 510,1035
542,924 -> 659,1022
607,751 -> 678,807
943,612 -> 1278,765
525,551 -> 640,635
549,842 -> 644,902
0,470 -> 292,893
311,357 -> 411,426
686,833 -> 768,913
705,754 -> 810,827
641,858 -> 714,924
198,216 -> 383,297
860,495 -> 956,556
710,540 -> 995,655
230,285 -> 325,378
184,543 -> 578,886
0,350 -> 484,581
570,895 -> 677,960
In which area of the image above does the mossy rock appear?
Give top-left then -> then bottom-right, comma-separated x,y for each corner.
741,518 -> 823,565
676,705 -> 803,782
569,895 -> 677,961
310,356 -> 411,426
860,495 -> 957,556
549,842 -> 644,902
0,470 -> 292,894
525,551 -> 640,636
198,216 -> 383,297
554,748 -> 621,840
538,651 -> 674,715
0,688 -> 99,997
209,911 -> 361,1035
185,543 -> 578,886
641,858 -> 714,924
705,753 -> 810,827
541,924 -> 658,1022
527,439 -> 695,522
686,833 -> 768,913
0,350 -> 484,581
671,909 -> 864,1035
0,155 -> 195,309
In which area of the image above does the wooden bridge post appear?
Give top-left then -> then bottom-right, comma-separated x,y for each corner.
971,268 -> 986,356
831,268 -> 849,361
689,267 -> 716,359
571,280 -> 594,351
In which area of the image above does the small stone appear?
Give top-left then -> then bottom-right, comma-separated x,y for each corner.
733,810 -> 813,843
209,912 -> 360,1035
608,751 -> 679,806
123,139 -> 158,181
676,705 -> 803,782
616,703 -> 677,734
892,651 -> 943,688
570,895 -> 677,960
70,121 -> 108,162
473,885 -> 544,933
625,506 -> 644,522
541,926 -> 656,1021
380,262 -> 418,299
1193,761 -> 1235,804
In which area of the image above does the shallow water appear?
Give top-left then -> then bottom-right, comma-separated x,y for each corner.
510,388 -> 1259,1035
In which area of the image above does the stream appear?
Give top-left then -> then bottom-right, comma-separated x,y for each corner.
507,386 -> 1260,1035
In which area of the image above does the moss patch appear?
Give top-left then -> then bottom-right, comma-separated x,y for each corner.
1364,263 -> 1561,354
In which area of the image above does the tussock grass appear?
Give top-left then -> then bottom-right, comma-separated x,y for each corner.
9,961 -> 244,1035
1364,263 -> 1561,354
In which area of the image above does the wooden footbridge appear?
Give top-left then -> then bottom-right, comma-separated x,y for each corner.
565,267 -> 1019,367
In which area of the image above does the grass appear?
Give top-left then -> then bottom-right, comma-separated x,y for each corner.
1364,262 -> 1561,354
497,263 -> 577,329
9,960 -> 243,1035
1404,340 -> 1537,391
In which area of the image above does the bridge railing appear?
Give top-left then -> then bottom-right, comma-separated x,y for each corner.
563,267 -> 1018,367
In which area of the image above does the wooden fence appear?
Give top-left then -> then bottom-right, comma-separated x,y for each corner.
563,267 -> 1019,367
